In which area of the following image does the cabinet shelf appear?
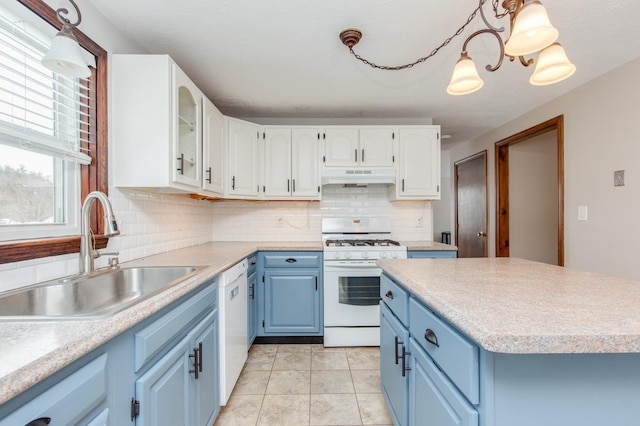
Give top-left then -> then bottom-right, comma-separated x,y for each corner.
178,114 -> 195,130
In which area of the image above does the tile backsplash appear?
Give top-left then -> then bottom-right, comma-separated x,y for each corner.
0,184 -> 432,292
211,184 -> 433,242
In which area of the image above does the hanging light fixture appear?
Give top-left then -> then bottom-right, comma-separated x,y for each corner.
41,0 -> 91,78
339,0 -> 575,95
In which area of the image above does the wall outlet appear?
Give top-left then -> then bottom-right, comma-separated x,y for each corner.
416,217 -> 424,228
614,170 -> 625,187
578,206 -> 588,221
276,217 -> 284,228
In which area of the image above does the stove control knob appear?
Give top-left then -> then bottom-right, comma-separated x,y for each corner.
391,251 -> 399,259
344,252 -> 352,259
362,251 -> 369,259
380,251 -> 387,259
333,252 -> 341,259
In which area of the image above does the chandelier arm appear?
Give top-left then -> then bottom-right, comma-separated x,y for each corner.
518,55 -> 534,67
345,2 -> 485,71
480,0 -> 505,33
462,28 -> 505,72
55,0 -> 82,27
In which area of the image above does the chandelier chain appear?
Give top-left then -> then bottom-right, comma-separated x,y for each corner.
348,0 -> 491,71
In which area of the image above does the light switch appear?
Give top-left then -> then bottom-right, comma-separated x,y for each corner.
578,205 -> 588,221
614,170 -> 625,187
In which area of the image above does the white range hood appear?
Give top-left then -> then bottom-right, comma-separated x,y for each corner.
321,168 -> 396,186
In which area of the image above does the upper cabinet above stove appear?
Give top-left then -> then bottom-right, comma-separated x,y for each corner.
323,127 -> 395,168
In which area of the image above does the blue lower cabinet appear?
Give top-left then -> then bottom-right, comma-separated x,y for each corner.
409,338 -> 478,426
257,252 -> 323,337
264,269 -> 320,334
191,311 -> 219,426
380,303 -> 409,426
0,354 -> 108,426
135,337 -> 192,426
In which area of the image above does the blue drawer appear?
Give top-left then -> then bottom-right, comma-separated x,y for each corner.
263,254 -> 321,268
380,274 -> 409,326
409,298 -> 479,404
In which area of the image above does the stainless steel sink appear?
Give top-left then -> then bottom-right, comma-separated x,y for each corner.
0,266 -> 204,320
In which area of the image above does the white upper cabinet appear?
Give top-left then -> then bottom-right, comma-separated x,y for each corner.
291,128 -> 321,198
323,127 -> 394,168
262,127 -> 292,198
262,127 -> 320,200
227,117 -> 260,198
323,128 -> 359,167
359,128 -> 395,167
112,55 -> 203,192
395,127 -> 441,199
202,98 -> 225,195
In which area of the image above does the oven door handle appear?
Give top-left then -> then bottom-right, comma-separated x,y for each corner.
324,262 -> 380,269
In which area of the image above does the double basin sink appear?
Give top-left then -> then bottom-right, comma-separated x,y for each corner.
0,266 -> 204,320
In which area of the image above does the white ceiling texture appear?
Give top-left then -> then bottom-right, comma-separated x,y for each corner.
87,0 -> 640,144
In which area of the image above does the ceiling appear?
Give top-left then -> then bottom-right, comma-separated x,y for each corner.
87,0 -> 640,144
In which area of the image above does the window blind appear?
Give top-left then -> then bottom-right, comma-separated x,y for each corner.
0,12 -> 93,165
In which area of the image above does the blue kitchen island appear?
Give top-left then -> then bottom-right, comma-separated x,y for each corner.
378,257 -> 640,426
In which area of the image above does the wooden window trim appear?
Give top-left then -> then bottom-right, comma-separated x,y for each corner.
0,0 -> 109,265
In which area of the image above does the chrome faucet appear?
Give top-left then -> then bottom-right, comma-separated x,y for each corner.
79,191 -> 120,275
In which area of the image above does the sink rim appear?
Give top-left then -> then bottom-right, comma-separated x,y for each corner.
0,265 -> 207,321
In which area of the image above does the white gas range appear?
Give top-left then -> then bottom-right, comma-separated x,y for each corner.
322,217 -> 407,347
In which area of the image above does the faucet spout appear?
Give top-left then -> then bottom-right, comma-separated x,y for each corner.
79,191 -> 120,275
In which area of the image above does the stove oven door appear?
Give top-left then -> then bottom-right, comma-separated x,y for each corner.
323,261 -> 382,327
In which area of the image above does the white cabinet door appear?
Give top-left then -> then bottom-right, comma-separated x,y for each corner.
397,127 -> 441,199
172,65 -> 202,188
202,98 -> 224,195
227,118 -> 259,197
324,128 -> 359,167
291,128 -> 321,198
359,128 -> 395,167
263,128 -> 292,198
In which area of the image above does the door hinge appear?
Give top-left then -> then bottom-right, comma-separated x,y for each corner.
263,132 -> 265,139
323,155 -> 326,163
315,276 -> 318,291
262,275 -> 264,283
437,132 -> 440,139
437,185 -> 440,192
131,398 -> 140,420
317,186 -> 320,193
392,132 -> 395,139
392,155 -> 395,163
262,320 -> 265,328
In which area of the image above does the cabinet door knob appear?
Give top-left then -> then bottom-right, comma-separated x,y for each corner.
401,345 -> 411,377
394,335 -> 403,365
424,328 -> 439,347
385,290 -> 394,299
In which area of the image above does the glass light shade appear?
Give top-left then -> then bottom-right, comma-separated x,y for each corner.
41,26 -> 91,78
504,0 -> 559,57
529,42 -> 576,86
447,53 -> 484,96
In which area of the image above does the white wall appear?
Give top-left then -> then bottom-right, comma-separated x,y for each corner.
449,57 -> 640,281
433,150 -> 453,243
509,132 -> 558,265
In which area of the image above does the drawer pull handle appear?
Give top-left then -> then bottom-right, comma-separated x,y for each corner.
424,329 -> 440,347
394,335 -> 403,365
285,258 -> 297,263
25,419 -> 51,426
385,290 -> 394,299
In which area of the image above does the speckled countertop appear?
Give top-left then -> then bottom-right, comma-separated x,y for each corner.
377,257 -> 640,355
404,241 -> 457,251
0,241 -> 322,406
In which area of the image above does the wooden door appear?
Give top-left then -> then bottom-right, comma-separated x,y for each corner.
455,151 -> 488,258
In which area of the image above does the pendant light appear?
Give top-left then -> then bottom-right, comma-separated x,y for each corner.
529,43 -> 576,86
504,0 -> 559,57
447,52 -> 484,96
41,0 -> 91,78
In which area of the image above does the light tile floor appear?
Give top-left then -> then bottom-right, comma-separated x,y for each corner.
214,344 -> 393,426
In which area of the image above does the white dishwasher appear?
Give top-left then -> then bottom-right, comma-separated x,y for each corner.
218,258 -> 248,405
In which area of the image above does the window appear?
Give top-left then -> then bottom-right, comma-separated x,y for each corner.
0,0 -> 108,264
